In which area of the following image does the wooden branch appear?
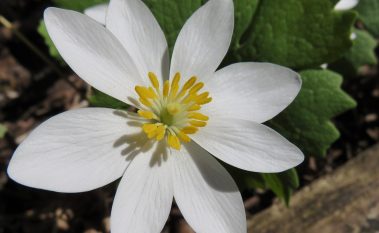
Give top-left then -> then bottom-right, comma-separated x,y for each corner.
247,144 -> 379,233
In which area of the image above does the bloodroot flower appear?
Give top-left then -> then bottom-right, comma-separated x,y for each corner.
334,0 -> 359,10
8,0 -> 304,232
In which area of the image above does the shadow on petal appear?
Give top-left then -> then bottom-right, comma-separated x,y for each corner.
149,140 -> 169,167
184,141 -> 239,193
161,48 -> 170,81
112,110 -> 169,167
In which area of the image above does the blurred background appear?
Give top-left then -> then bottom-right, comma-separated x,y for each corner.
0,0 -> 379,233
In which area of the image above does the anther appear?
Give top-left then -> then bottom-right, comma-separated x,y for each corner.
148,72 -> 159,89
138,110 -> 155,119
168,134 -> 181,150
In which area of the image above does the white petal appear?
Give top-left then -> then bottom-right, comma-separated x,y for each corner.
203,62 -> 301,123
171,142 -> 246,233
106,0 -> 169,83
111,141 -> 173,233
335,0 -> 359,10
170,0 -> 234,81
7,108 -> 143,192
320,63 -> 328,69
192,118 -> 304,173
350,32 -> 357,40
44,8 -> 142,105
84,3 -> 108,25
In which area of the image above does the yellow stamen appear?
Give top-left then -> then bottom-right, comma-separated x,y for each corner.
193,92 -> 210,105
135,72 -> 212,151
188,112 -> 209,121
190,120 -> 207,127
189,82 -> 204,94
138,110 -> 155,119
170,72 -> 181,98
142,123 -> 157,133
148,87 -> 158,98
135,86 -> 156,99
197,97 -> 212,105
163,80 -> 170,97
183,76 -> 197,90
176,76 -> 197,99
147,130 -> 157,139
168,134 -> 181,150
188,104 -> 201,111
195,92 -> 209,101
182,93 -> 197,104
156,125 -> 166,141
182,126 -> 198,134
178,131 -> 191,142
139,97 -> 152,107
148,72 -> 159,89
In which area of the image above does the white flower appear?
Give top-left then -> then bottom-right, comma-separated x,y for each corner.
84,3 -> 108,24
7,0 -> 304,232
335,0 -> 359,10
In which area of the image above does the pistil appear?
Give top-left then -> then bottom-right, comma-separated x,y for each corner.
135,72 -> 211,150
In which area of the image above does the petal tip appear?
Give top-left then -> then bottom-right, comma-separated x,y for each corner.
43,7 -> 59,19
6,159 -> 16,181
277,147 -> 305,173
294,72 -> 302,91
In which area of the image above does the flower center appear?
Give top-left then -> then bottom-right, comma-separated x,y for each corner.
135,72 -> 212,150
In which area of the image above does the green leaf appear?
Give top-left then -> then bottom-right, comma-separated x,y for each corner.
88,89 -> 130,110
225,163 -> 299,204
37,20 -> 64,63
330,29 -> 378,77
225,163 -> 266,191
53,0 -> 109,11
231,0 -> 356,69
269,69 -> 356,157
356,0 -> 379,37
0,124 -> 7,138
144,0 -> 202,54
230,0 -> 260,51
262,169 -> 299,205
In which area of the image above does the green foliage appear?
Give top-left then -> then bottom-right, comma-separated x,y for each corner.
53,0 -> 109,11
226,164 -> 299,205
356,0 -> 379,37
225,163 -> 266,191
37,20 -> 63,63
330,29 -> 378,77
230,0 -> 356,69
269,70 -> 357,157
144,0 -> 202,54
262,169 -> 299,205
88,89 -> 129,110
230,0 -> 260,52
0,124 -> 7,138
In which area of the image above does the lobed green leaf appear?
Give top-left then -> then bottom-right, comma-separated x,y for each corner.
144,0 -> 202,55
262,169 -> 299,205
356,0 -> 379,37
230,0 -> 356,69
330,29 -> 378,77
269,69 -> 357,157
